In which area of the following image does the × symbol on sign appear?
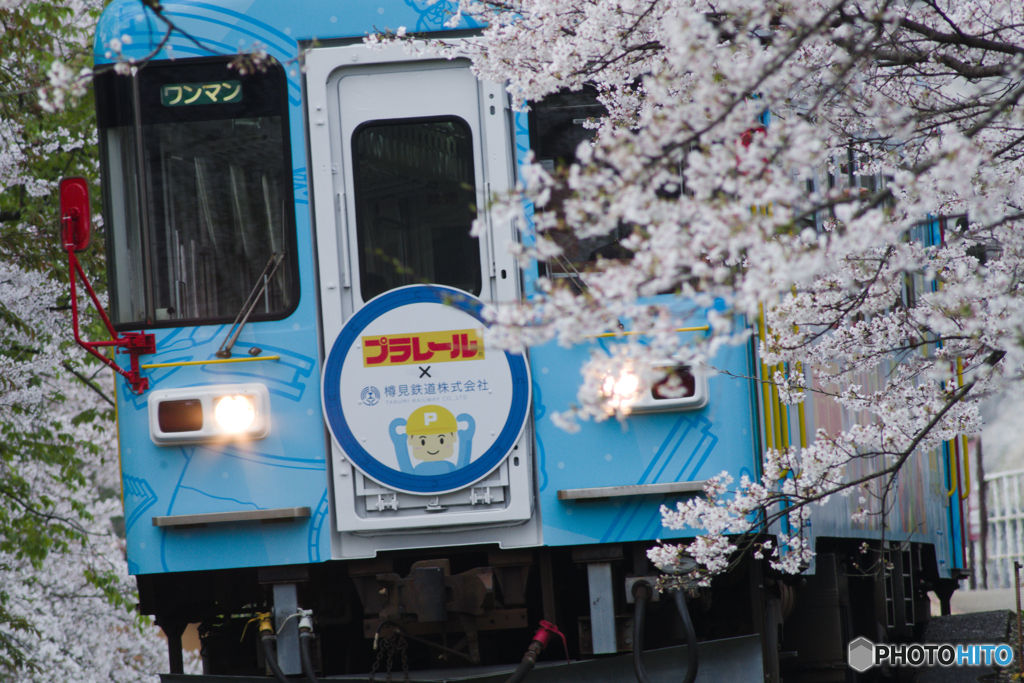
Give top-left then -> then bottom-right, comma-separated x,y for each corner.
419,366 -> 432,378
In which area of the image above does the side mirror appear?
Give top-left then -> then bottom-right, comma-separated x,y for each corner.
59,176 -> 91,252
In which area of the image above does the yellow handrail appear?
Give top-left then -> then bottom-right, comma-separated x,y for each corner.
958,357 -> 971,501
795,361 -> 808,449
758,304 -> 774,452
946,435 -> 959,498
141,355 -> 281,369
789,287 -> 808,450
775,362 -> 788,450
588,325 -> 710,339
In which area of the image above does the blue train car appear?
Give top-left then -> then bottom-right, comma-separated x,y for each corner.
74,1 -> 968,681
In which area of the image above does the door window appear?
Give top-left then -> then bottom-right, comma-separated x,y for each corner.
351,116 -> 481,300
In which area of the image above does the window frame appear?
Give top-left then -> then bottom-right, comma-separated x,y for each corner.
95,56 -> 300,331
349,114 -> 483,303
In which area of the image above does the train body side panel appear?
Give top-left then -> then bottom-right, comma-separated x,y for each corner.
114,320 -> 329,575
788,356 -> 959,577
531,319 -> 760,546
100,0 -> 337,576
776,216 -> 963,577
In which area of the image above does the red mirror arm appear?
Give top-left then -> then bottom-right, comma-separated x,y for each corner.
66,248 -> 155,394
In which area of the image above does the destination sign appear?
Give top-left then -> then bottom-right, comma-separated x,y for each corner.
161,81 -> 242,107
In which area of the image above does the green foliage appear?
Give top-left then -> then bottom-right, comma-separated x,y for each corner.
0,585 -> 38,674
0,419 -> 92,564
0,1 -> 103,281
84,567 -> 137,614
0,0 -> 133,674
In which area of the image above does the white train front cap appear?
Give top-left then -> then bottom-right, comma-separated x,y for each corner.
322,285 -> 531,495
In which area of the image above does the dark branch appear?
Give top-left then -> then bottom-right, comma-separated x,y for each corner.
62,362 -> 115,407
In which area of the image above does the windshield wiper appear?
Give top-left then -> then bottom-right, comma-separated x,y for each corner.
215,252 -> 285,358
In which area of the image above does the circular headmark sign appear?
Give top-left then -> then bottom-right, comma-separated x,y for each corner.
322,285 -> 531,495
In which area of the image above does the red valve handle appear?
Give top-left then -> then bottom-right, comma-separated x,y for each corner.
532,620 -> 569,665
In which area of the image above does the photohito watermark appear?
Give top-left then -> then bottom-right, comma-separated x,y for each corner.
847,637 -> 1015,672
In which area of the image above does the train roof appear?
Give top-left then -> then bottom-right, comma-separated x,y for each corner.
94,0 -> 482,66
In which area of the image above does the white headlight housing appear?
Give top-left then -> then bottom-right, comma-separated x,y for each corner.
149,383 -> 271,445
627,364 -> 709,414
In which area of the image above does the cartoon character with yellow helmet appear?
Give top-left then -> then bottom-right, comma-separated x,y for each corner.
388,405 -> 476,475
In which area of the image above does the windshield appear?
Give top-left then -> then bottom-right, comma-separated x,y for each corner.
95,58 -> 296,328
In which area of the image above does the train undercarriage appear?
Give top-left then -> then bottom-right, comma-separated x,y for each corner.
142,538 -> 958,683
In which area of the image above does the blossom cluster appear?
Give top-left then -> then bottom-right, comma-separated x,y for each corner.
1,1 -> 179,674
0,264 -> 185,681
374,0 -> 1024,578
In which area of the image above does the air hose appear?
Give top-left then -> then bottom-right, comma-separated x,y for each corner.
251,610 -> 318,683
631,582 -> 698,683
298,612 -> 318,683
633,582 -> 653,683
261,632 -> 292,683
504,650 -> 538,683
504,621 -> 568,683
245,613 -> 292,683
671,588 -> 699,683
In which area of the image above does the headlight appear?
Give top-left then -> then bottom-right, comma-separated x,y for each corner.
214,395 -> 256,432
149,384 -> 271,445
601,367 -> 642,413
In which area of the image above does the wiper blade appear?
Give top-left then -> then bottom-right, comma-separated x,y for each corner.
215,252 -> 285,359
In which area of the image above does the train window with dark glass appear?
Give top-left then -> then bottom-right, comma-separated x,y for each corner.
95,57 -> 296,328
351,117 -> 481,301
529,86 -> 634,284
